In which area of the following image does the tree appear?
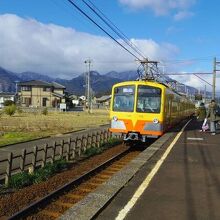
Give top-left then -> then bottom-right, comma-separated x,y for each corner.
4,104 -> 16,116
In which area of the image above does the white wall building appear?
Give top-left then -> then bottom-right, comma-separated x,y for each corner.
0,93 -> 15,108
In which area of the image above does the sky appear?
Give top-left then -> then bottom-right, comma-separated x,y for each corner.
0,0 -> 220,91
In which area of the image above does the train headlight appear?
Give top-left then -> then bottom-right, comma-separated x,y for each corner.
153,118 -> 159,124
113,116 -> 118,121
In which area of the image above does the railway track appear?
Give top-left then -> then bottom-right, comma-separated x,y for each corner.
8,147 -> 142,220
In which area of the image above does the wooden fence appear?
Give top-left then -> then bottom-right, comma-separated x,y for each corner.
0,130 -> 121,185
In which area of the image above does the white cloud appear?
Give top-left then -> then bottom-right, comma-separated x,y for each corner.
174,11 -> 194,21
169,71 -> 217,93
119,0 -> 196,16
0,14 -> 179,79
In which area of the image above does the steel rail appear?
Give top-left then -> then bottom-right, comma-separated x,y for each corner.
8,148 -> 131,220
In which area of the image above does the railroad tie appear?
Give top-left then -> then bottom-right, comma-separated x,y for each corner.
110,164 -> 124,169
83,182 -> 102,187
96,174 -> 111,179
65,194 -> 85,199
40,209 -> 61,218
90,177 -> 107,182
107,167 -> 121,172
101,170 -> 117,175
54,201 -> 74,208
77,187 -> 93,193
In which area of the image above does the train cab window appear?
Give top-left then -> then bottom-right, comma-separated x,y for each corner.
113,85 -> 135,112
136,85 -> 161,113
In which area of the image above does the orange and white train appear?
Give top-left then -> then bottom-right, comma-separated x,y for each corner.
109,80 -> 194,142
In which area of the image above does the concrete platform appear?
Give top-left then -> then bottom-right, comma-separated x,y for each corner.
96,118 -> 220,220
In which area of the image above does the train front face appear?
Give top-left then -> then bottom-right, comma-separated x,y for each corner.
109,81 -> 164,142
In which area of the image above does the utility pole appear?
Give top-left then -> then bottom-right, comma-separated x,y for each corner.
213,57 -> 220,100
84,59 -> 92,113
213,57 -> 216,100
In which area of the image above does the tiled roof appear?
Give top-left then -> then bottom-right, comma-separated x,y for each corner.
96,95 -> 111,102
52,82 -> 66,89
18,80 -> 51,87
18,80 -> 65,89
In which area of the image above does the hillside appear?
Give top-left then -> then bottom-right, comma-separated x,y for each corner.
0,67 -> 124,96
56,71 -> 122,96
0,67 -> 20,92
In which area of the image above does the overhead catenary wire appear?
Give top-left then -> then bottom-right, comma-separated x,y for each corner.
62,0 -> 216,90
66,0 -> 142,61
81,0 -> 146,59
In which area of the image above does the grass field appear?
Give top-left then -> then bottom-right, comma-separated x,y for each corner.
0,109 -> 110,147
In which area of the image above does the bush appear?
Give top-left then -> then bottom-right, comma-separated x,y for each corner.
7,159 -> 68,188
4,100 -> 15,106
4,104 -> 16,116
42,107 -> 48,115
33,164 -> 55,183
9,172 -> 33,189
53,159 -> 68,171
33,160 -> 68,183
84,146 -> 103,157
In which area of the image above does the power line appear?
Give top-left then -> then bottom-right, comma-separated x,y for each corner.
66,0 -> 141,61
81,0 -> 146,59
164,72 -> 213,87
164,72 -> 212,75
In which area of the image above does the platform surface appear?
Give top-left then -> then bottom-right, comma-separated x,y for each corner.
96,119 -> 220,220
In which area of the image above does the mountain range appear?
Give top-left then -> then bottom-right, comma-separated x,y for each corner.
0,66 -> 210,97
0,66 -> 134,96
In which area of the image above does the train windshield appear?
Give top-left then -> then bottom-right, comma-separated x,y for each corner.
113,85 -> 135,112
136,85 -> 161,113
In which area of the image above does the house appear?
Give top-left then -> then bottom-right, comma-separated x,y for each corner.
18,80 -> 66,108
0,92 -> 15,108
95,95 -> 111,107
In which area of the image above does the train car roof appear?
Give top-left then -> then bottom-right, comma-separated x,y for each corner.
112,80 -> 191,99
113,80 -> 166,88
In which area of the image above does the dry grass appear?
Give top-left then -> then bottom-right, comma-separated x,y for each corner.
0,109 -> 110,147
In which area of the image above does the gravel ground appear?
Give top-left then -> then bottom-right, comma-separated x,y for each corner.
0,144 -> 129,219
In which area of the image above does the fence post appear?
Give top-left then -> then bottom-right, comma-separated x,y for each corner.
108,131 -> 112,140
42,144 -> 48,167
76,137 -> 81,157
5,152 -> 13,186
51,141 -> 56,163
100,131 -> 104,145
82,136 -> 87,153
60,140 -> 64,159
91,133 -> 95,148
87,134 -> 91,149
104,130 -> 107,143
29,146 -> 37,174
20,149 -> 26,172
66,138 -> 71,161
79,137 -> 83,157
97,132 -> 100,148
71,139 -> 76,159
